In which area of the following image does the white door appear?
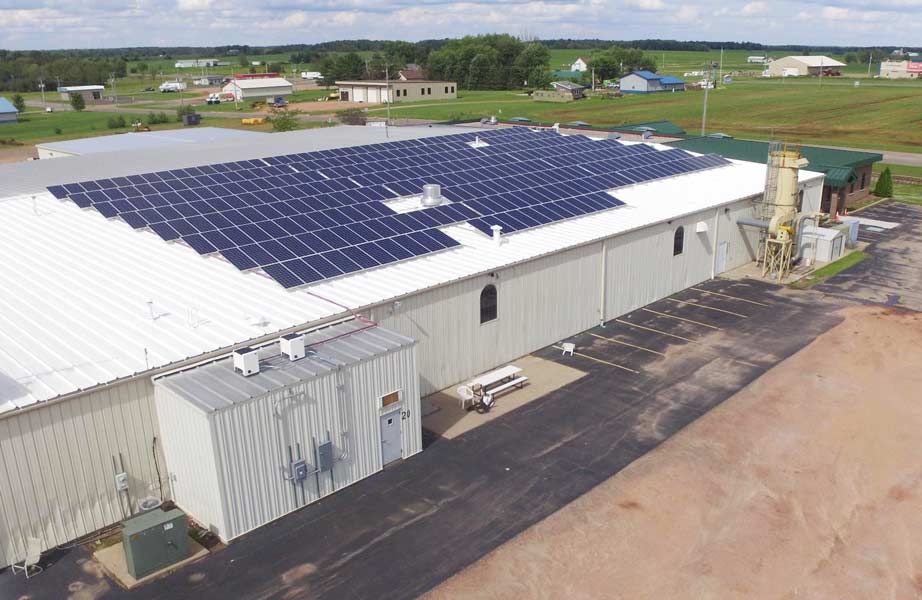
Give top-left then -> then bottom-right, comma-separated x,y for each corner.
715,241 -> 729,275
380,412 -> 402,465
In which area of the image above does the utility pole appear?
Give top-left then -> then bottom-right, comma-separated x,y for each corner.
867,53 -> 872,77
110,72 -> 118,106
700,62 -> 711,136
718,47 -> 724,86
38,79 -> 46,107
384,63 -> 391,138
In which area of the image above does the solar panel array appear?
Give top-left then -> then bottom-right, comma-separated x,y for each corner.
47,128 -> 730,289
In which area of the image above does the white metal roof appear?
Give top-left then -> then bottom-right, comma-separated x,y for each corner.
786,56 -> 846,67
225,78 -> 292,89
0,130 -> 824,414
37,127 -> 266,156
155,321 -> 414,413
57,85 -> 105,92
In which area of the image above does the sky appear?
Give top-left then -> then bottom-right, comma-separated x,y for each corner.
0,0 -> 920,50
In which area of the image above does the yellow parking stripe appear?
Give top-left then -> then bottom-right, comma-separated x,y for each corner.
690,287 -> 770,307
614,319 -> 698,343
554,345 -> 638,373
666,297 -> 748,318
641,307 -> 720,330
590,333 -> 665,356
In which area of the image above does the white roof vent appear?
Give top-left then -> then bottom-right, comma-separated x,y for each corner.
420,184 -> 443,208
468,136 -> 490,149
233,347 -> 259,376
280,333 -> 305,361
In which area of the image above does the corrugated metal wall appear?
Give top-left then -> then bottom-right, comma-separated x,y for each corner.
370,242 -> 602,396
0,378 -> 165,567
162,343 -> 420,542
154,388 -> 226,536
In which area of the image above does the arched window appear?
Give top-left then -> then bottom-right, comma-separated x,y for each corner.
673,226 -> 685,256
480,284 -> 497,324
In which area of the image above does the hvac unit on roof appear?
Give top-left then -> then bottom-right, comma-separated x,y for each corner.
280,333 -> 306,361
233,347 -> 259,376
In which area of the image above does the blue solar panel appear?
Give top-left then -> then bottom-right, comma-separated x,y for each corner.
47,128 -> 729,288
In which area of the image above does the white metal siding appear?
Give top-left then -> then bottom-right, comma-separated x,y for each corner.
154,387 -> 227,536
370,243 -> 600,396
0,379 -> 164,567
190,343 -> 419,541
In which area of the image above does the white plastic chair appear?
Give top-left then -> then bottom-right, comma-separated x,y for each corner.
11,536 -> 43,579
561,342 -> 576,356
457,385 -> 475,410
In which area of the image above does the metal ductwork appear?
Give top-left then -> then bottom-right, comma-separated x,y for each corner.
420,184 -> 443,207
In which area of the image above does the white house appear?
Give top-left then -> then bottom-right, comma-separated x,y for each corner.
570,57 -> 590,72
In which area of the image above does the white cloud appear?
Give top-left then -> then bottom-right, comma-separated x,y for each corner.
676,4 -> 699,21
740,1 -> 767,15
625,0 -> 666,10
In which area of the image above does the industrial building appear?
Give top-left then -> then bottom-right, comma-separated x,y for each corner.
57,84 -> 105,102
0,97 -> 18,124
766,56 -> 845,77
335,80 -> 457,103
668,137 -> 882,215
619,71 -> 686,93
36,128 -> 266,159
879,59 -> 922,79
0,125 -> 825,568
222,77 -> 293,102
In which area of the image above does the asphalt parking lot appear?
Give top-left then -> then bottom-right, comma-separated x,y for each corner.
815,201 -> 922,310
1,279 -> 846,600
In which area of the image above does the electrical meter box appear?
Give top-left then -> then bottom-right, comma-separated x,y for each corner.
122,507 -> 189,579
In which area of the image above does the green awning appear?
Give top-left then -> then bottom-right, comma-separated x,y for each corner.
821,166 -> 856,188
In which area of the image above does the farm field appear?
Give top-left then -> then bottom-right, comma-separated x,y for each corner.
365,80 -> 922,153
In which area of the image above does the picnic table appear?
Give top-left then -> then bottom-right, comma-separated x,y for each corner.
458,365 -> 529,411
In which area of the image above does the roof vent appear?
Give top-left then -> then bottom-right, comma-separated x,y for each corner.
233,347 -> 259,376
280,333 -> 305,361
420,184 -> 443,207
491,224 -> 503,245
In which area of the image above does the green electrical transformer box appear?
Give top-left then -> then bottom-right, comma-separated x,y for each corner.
122,507 -> 190,579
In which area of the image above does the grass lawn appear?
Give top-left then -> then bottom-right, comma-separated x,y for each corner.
790,250 -> 868,289
874,163 -> 922,179
367,81 -> 922,152
892,183 -> 922,205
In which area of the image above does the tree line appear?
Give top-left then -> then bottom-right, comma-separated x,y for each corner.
0,52 -> 126,92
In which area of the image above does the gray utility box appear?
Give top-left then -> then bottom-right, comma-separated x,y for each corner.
122,507 -> 189,579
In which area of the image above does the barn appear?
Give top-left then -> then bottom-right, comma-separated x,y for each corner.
222,77 -> 293,102
0,125 -> 825,566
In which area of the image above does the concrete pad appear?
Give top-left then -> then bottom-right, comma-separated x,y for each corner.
422,354 -> 587,439
94,537 -> 208,590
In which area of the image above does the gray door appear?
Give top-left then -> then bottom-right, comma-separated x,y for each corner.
715,241 -> 729,275
380,413 -> 402,465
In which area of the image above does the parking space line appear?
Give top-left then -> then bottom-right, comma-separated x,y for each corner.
690,287 -> 771,307
553,345 -> 638,373
613,319 -> 698,343
590,333 -> 665,356
666,297 -> 749,318
641,308 -> 720,330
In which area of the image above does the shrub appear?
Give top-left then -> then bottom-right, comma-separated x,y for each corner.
176,104 -> 196,122
873,167 -> 893,198
267,108 -> 300,132
337,108 -> 366,125
106,115 -> 126,129
69,93 -> 85,111
54,127 -> 62,135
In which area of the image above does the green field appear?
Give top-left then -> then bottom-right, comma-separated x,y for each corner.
363,80 -> 922,153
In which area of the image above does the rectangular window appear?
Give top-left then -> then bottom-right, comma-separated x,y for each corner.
451,86 -> 455,93
444,86 -> 448,93
860,172 -> 867,189
381,391 -> 400,408
427,87 -> 431,95
420,88 -> 424,95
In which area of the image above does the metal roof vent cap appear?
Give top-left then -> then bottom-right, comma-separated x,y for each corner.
280,333 -> 306,361
420,184 -> 443,207
491,224 -> 503,246
233,347 -> 259,376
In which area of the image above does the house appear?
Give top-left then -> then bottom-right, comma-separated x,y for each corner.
222,77 -> 293,101
193,75 -> 225,86
398,68 -> 426,81
766,56 -> 845,77
619,71 -> 685,93
57,85 -> 105,103
667,136 -> 882,215
880,60 -> 922,79
335,80 -> 457,103
0,97 -> 18,124
550,81 -> 584,98
571,57 -> 590,72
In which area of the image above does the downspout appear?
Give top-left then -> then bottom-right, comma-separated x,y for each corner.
599,238 -> 607,327
710,207 -> 721,278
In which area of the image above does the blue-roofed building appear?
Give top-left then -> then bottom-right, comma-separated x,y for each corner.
619,71 -> 686,93
0,97 -> 19,124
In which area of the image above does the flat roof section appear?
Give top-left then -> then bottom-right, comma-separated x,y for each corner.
37,127 -> 267,157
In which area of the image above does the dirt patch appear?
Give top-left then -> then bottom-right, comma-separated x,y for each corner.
424,305 -> 922,600
282,100 -> 365,114
0,144 -> 37,164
